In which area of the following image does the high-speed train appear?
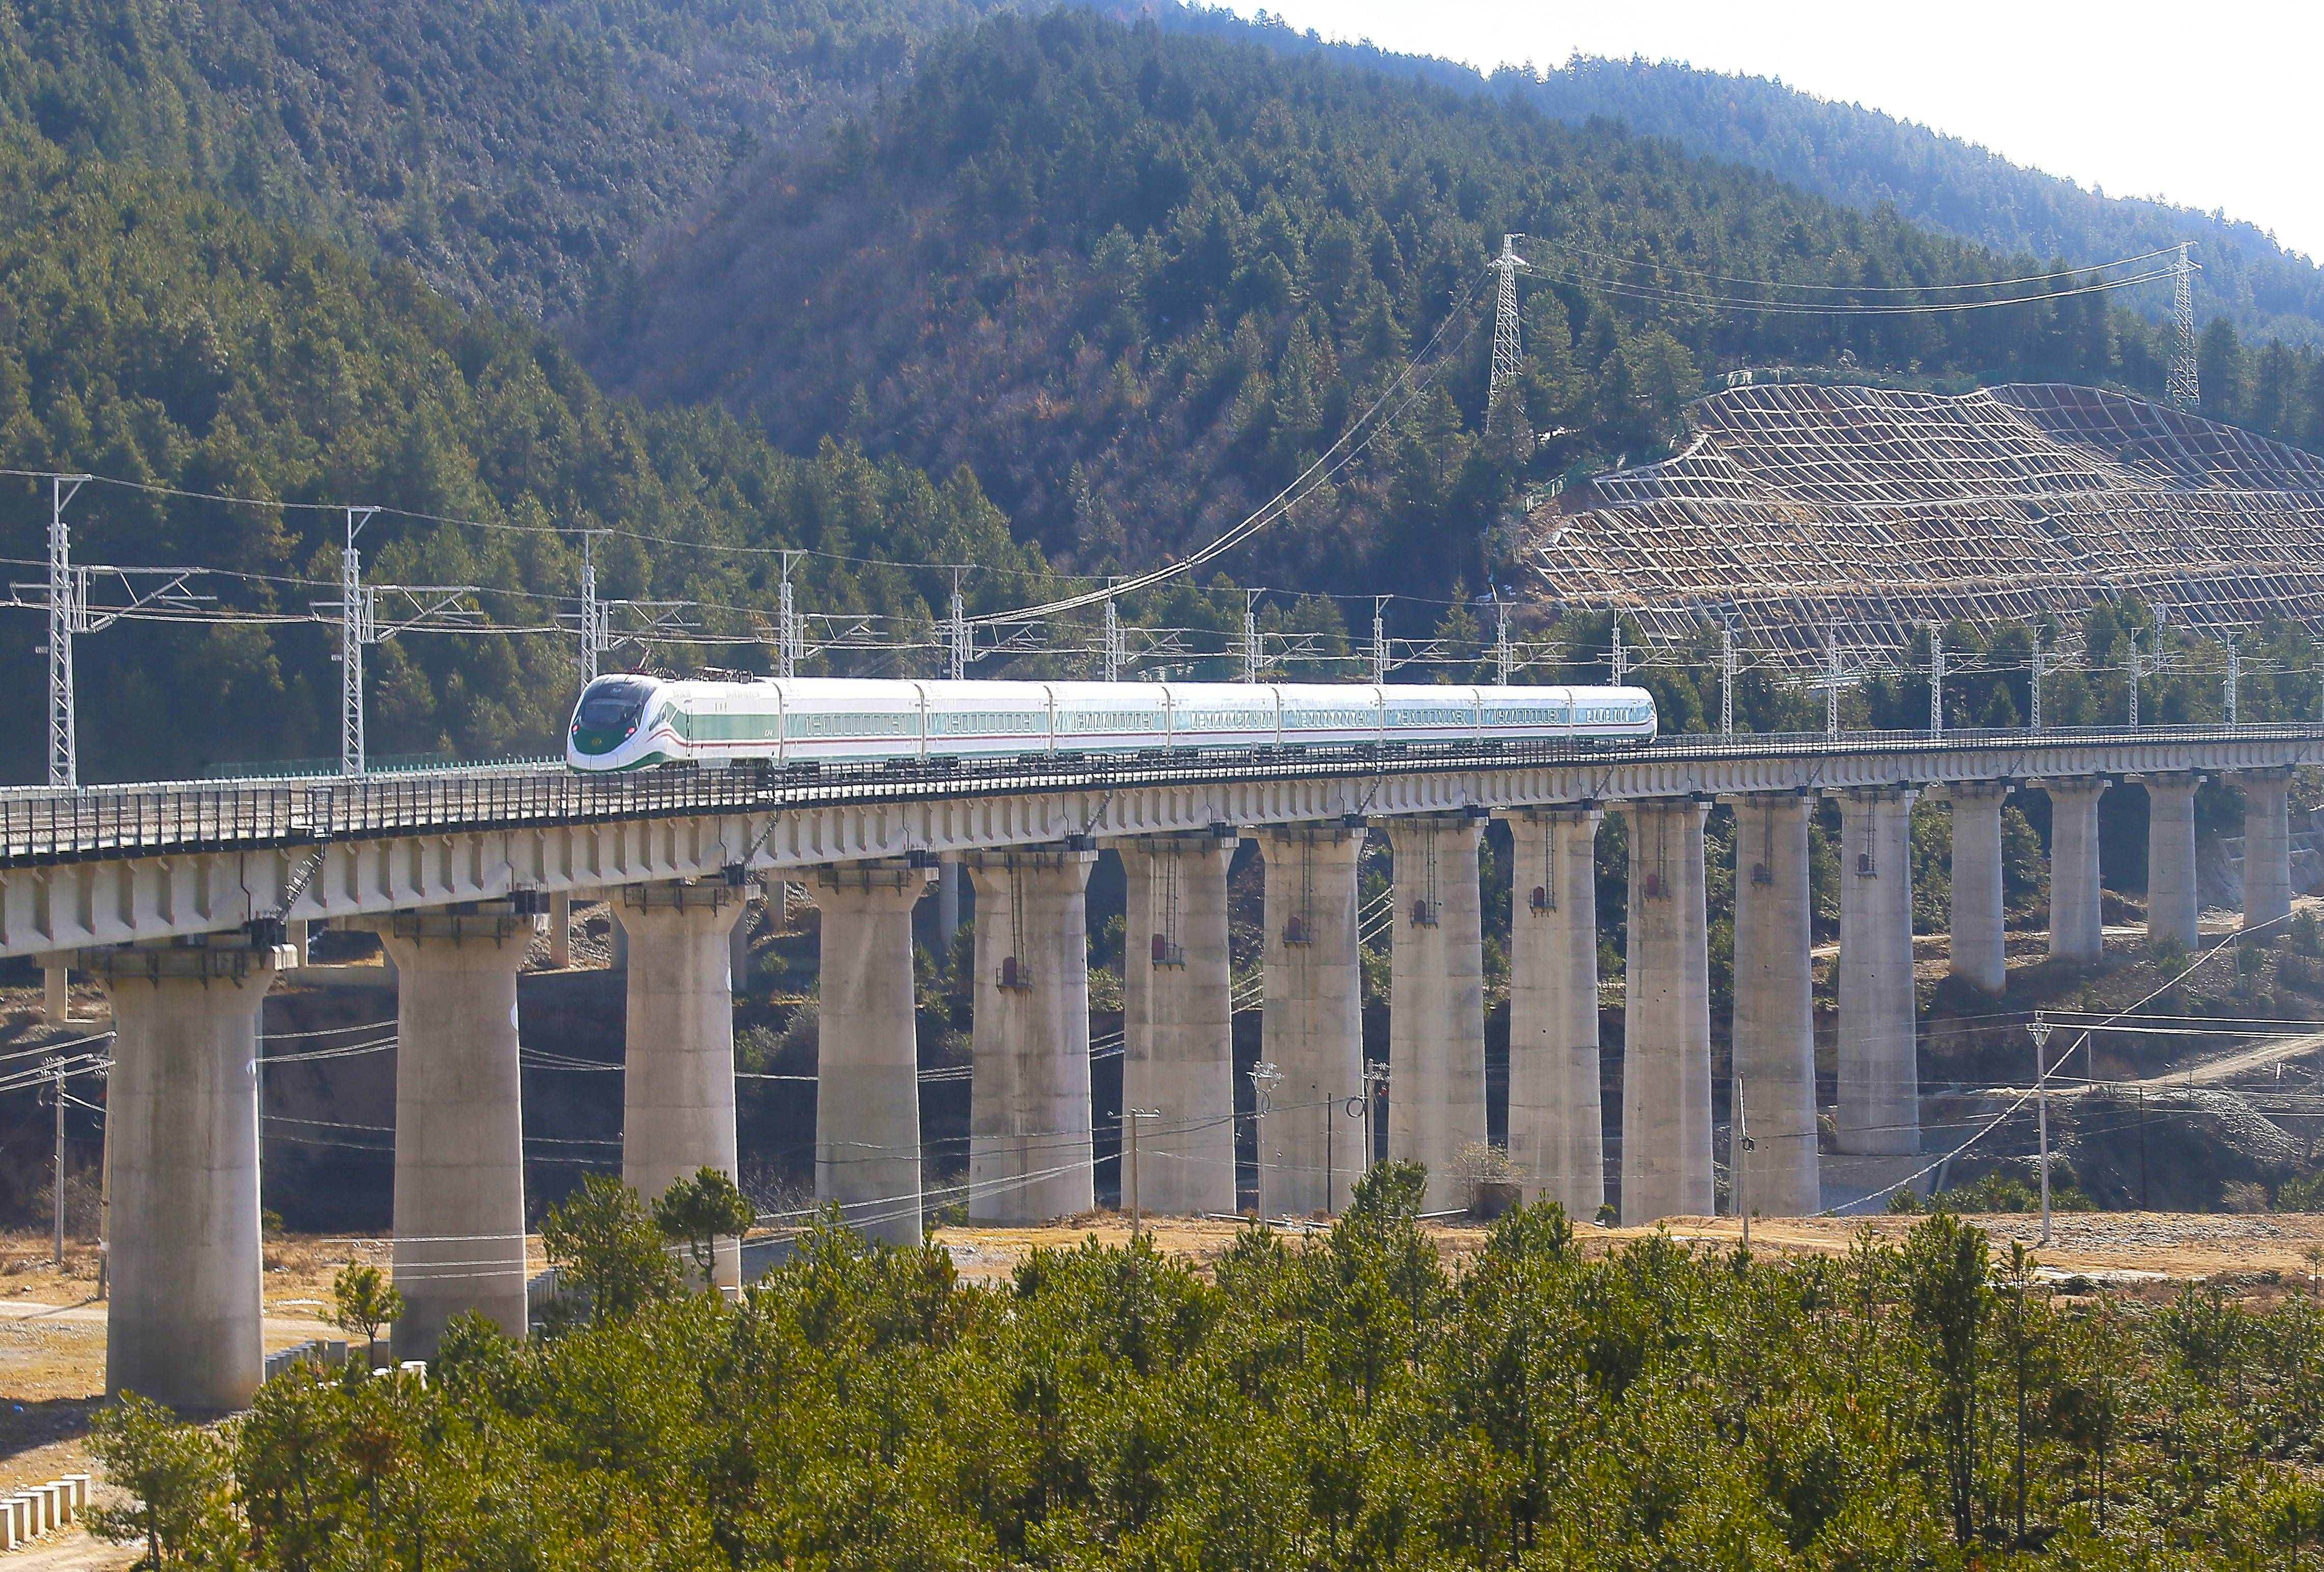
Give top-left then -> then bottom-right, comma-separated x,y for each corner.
566,674 -> 1658,771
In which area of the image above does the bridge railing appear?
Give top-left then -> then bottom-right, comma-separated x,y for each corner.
1,722 -> 2317,865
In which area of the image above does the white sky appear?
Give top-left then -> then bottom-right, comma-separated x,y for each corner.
1214,2 -> 2324,265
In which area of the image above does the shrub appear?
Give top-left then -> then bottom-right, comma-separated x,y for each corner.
2291,907 -> 2324,957
2275,1171 -> 2324,1212
84,1394 -> 230,1564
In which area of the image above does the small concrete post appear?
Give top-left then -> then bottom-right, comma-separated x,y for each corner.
1835,787 -> 1921,1155
1118,832 -> 1238,1217
1386,815 -> 1489,1214
2144,773 -> 2205,951
1259,823 -> 1367,1215
2239,768 -> 2296,933
814,861 -> 936,1245
548,892 -> 572,970
377,906 -> 538,1359
1728,792 -> 1819,1217
1501,806 -> 1604,1217
1945,782 -> 2011,994
1620,797 -> 1714,1223
85,938 -> 289,1414
964,848 -> 1098,1225
40,961 -> 66,1027
620,883 -> 748,1289
2046,778 -> 2110,961
287,919 -> 310,969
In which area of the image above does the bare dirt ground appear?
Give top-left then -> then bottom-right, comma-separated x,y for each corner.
0,1234 -> 353,1568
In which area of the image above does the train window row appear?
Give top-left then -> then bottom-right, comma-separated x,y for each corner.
671,700 -> 1641,744
927,712 -> 1042,737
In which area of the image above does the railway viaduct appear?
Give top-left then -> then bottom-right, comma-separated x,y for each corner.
4,723 -> 2317,1411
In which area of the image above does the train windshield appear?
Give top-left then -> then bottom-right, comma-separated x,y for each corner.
576,679 -> 653,730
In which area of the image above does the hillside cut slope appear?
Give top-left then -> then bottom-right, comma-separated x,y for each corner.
1533,382 -> 2324,654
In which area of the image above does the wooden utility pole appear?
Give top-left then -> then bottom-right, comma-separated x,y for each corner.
1125,1108 -> 1158,1237
46,1059 -> 66,1269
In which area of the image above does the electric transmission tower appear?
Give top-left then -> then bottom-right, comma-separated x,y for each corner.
1487,234 -> 1530,423
2167,241 -> 2200,412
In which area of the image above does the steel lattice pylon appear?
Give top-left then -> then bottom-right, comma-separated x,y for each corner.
2168,242 -> 2201,412
1487,234 -> 1529,420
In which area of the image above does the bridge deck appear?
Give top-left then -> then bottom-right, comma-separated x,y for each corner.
3,724 -> 2317,869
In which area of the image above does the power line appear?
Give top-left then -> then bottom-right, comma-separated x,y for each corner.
963,263 -> 1497,631
1539,238 -> 2186,296
1537,258 -> 2179,318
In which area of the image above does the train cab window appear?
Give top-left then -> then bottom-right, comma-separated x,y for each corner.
577,680 -> 653,731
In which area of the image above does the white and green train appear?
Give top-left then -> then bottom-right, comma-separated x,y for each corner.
565,675 -> 1659,771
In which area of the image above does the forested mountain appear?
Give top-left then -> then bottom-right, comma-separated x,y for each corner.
8,0 -> 2324,781
1158,6 -> 2324,348
580,9 -> 2181,595
0,131 -> 1040,782
0,0 -> 1008,319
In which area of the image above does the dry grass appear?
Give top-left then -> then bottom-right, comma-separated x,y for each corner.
931,1208 -> 2324,1293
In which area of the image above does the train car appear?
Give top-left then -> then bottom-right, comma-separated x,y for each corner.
565,674 -> 1657,771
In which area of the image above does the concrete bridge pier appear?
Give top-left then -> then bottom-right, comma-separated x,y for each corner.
1501,805 -> 1604,1217
2143,773 -> 2205,951
2240,768 -> 2295,933
728,899 -> 756,992
1728,792 -> 1819,1217
620,882 -> 749,1288
1620,797 -> 1713,1223
1386,814 -> 1489,1214
1259,822 -> 1366,1213
88,939 -> 289,1414
2046,778 -> 2109,961
936,861 -> 962,956
965,848 -> 1098,1225
1835,787 -> 1920,1155
39,956 -> 67,1026
1118,831 -> 1238,1217
814,861 -> 935,1245
1944,782 -> 2011,994
375,906 -> 537,1359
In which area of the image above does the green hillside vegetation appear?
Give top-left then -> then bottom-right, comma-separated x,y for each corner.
1517,58 -> 2324,351
1152,6 -> 2324,348
581,10 -> 2188,599
0,132 -> 1041,781
0,0 -> 1007,319
5,1 -> 2324,782
96,1178 -> 2324,1568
